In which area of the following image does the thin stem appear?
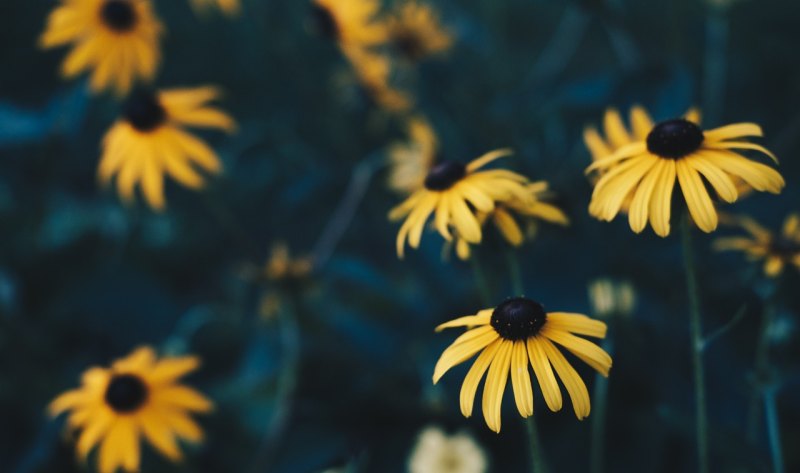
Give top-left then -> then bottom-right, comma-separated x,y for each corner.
590,335 -> 613,473
680,215 -> 709,473
525,416 -> 546,473
747,280 -> 782,442
506,249 -> 524,296
764,388 -> 785,473
470,253 -> 492,307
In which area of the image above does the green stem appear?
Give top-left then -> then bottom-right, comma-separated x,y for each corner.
680,215 -> 709,473
506,249 -> 524,296
747,281 -> 781,443
470,253 -> 492,307
590,335 -> 613,473
525,416 -> 546,473
764,388 -> 785,473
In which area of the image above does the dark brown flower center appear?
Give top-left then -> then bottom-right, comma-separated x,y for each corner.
101,0 -> 137,32
646,119 -> 705,159
424,161 -> 466,191
123,90 -> 167,132
311,5 -> 339,40
491,297 -> 548,341
105,374 -> 148,413
395,33 -> 425,61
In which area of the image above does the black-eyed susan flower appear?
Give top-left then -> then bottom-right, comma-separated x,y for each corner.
39,0 -> 163,96
408,426 -> 487,473
310,0 -> 388,48
585,107 -> 784,237
49,346 -> 212,473
452,181 -> 569,260
387,0 -> 453,62
389,149 -> 532,258
714,213 -> 800,277
98,86 -> 236,211
433,297 -> 611,432
387,116 -> 438,194
189,0 -> 240,16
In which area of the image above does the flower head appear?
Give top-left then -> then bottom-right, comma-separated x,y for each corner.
714,213 -> 800,277
39,0 -> 163,95
387,116 -> 438,195
49,346 -> 213,473
310,0 -> 388,48
433,297 -> 611,432
388,1 -> 453,62
452,181 -> 569,260
585,106 -> 784,236
99,86 -> 236,210
390,149 -> 532,258
408,426 -> 487,473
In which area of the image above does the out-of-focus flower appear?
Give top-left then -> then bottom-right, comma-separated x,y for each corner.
388,1 -> 453,62
39,0 -> 163,96
408,426 -> 487,473
585,106 -> 783,237
714,213 -> 800,277
189,0 -> 240,16
433,297 -> 611,432
49,347 -> 213,473
387,116 -> 438,195
98,87 -> 236,210
257,243 -> 314,320
310,0 -> 388,48
343,46 -> 412,112
451,181 -> 569,260
587,278 -> 636,318
390,149 -> 532,258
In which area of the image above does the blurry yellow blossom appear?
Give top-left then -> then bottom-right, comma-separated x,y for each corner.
714,213 -> 800,277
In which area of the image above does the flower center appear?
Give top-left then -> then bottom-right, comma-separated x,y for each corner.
311,5 -> 339,40
491,297 -> 548,341
771,237 -> 800,258
424,161 -> 466,191
123,90 -> 167,132
104,374 -> 148,413
646,119 -> 705,159
395,33 -> 425,60
101,0 -> 138,32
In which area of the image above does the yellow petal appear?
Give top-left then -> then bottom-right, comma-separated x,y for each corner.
460,339 -> 502,417
545,312 -> 607,338
527,337 -> 562,412
466,148 -> 514,172
434,310 -> 492,331
676,160 -> 718,233
703,123 -> 763,142
433,326 -> 499,383
539,338 -> 591,419
541,328 -> 612,376
510,340 -> 534,417
481,340 -> 513,433
649,159 -> 676,237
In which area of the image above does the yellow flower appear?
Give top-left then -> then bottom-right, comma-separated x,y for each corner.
387,116 -> 438,194
39,0 -> 163,96
310,0 -> 388,48
714,213 -> 800,277
190,0 -> 240,16
388,0 -> 453,62
587,278 -> 636,318
453,181 -> 570,260
389,149 -> 532,258
49,346 -> 213,473
98,86 -> 236,211
433,297 -> 611,432
408,426 -> 487,473
585,107 -> 784,237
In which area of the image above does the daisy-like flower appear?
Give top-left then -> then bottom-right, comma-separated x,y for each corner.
189,0 -> 240,16
433,297 -> 611,432
452,182 -> 569,260
387,116 -> 438,194
714,213 -> 800,277
387,0 -> 453,62
99,86 -> 236,210
49,347 -> 213,473
310,0 -> 388,49
39,0 -> 163,96
389,149 -> 532,258
408,426 -> 487,473
585,107 -> 784,237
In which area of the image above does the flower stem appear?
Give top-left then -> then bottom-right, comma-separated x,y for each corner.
747,280 -> 781,443
590,335 -> 613,473
506,249 -> 524,296
680,215 -> 709,473
764,388 -> 785,473
525,416 -> 547,473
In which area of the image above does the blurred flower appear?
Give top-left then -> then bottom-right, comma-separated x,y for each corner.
311,0 -> 388,48
586,106 -> 784,237
587,278 -> 636,318
714,213 -> 800,277
390,149 -> 532,258
98,86 -> 236,211
190,0 -> 240,16
387,116 -> 438,195
408,426 -> 487,473
49,346 -> 213,473
388,1 -> 453,62
343,46 -> 413,112
257,242 -> 314,320
433,297 -> 611,432
39,0 -> 163,96
452,181 -> 569,260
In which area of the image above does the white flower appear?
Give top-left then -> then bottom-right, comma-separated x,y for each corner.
408,426 -> 487,473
